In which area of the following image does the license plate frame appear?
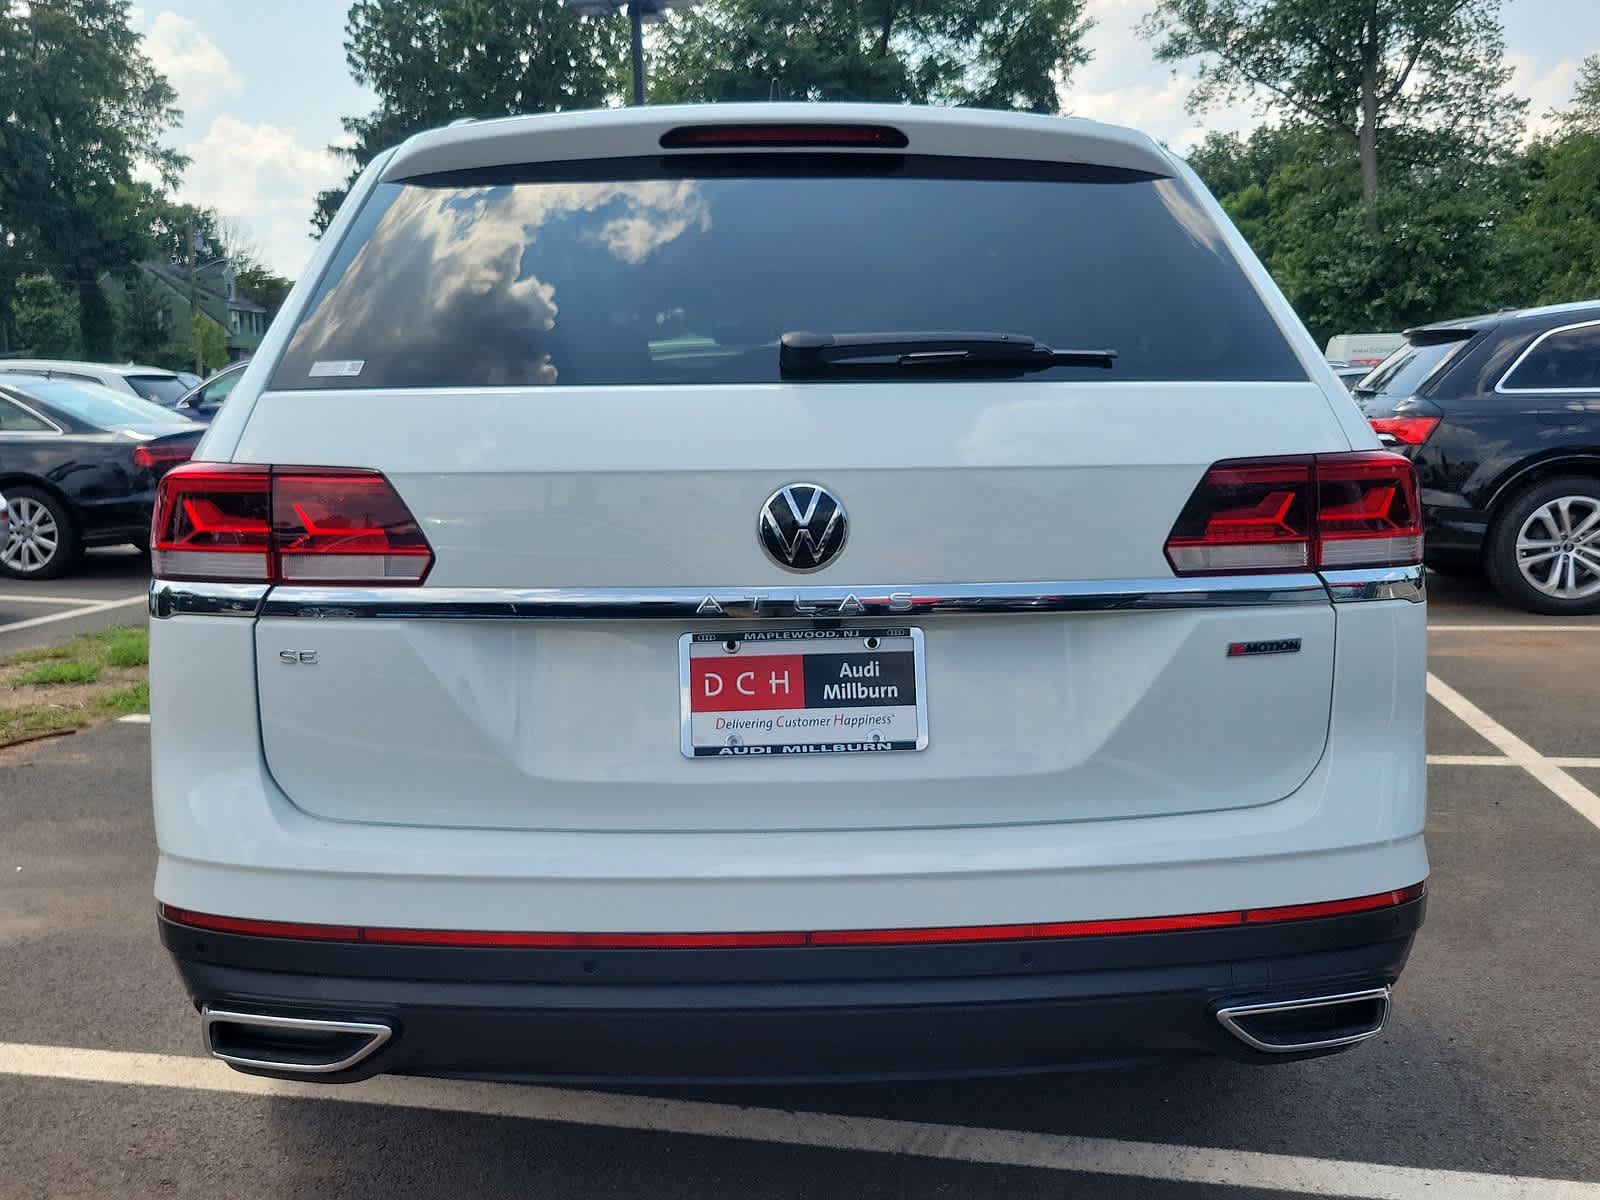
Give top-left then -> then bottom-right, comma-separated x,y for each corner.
679,628 -> 928,759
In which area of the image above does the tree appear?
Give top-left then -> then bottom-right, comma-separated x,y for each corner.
1509,56 -> 1600,304
189,313 -> 229,373
312,0 -> 626,233
13,273 -> 81,356
1189,122 -> 1527,343
1141,0 -> 1524,227
0,1 -> 185,349
235,265 -> 294,322
652,0 -> 1092,111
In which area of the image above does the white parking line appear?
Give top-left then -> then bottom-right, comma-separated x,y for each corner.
1429,624 -> 1600,632
1,1044 -> 1596,1200
115,714 -> 151,724
0,595 -> 144,635
1430,754 -> 1600,769
1427,673 -> 1600,832
0,593 -> 113,605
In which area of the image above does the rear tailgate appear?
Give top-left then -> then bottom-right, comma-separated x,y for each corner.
239,381 -> 1341,833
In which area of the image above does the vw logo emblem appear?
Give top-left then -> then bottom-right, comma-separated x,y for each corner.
758,483 -> 847,572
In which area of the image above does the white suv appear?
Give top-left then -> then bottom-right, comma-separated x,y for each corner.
149,104 -> 1426,1083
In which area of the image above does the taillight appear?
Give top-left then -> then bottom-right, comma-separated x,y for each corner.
1367,415 -> 1440,446
151,464 -> 432,584
132,441 -> 195,470
1165,451 -> 1421,575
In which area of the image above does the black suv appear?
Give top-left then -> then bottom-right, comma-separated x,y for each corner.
1356,301 -> 1600,613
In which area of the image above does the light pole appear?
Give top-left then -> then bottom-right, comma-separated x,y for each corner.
565,0 -> 698,106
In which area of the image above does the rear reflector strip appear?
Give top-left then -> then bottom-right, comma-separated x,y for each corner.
159,885 -> 1423,949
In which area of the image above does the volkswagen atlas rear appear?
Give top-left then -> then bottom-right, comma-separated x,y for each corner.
149,104 -> 1427,1083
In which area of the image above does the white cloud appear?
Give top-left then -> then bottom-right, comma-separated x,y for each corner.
144,11 -> 243,112
176,115 -> 345,277
1509,53 -> 1582,138
1060,0 -> 1259,152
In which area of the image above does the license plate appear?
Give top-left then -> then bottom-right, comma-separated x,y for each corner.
680,628 -> 927,758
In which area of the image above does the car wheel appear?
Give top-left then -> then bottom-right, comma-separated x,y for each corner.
0,487 -> 82,580
1486,476 -> 1600,614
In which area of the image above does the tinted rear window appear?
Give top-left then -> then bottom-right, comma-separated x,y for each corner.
24,380 -> 196,429
1502,322 -> 1600,391
273,156 -> 1305,390
1358,338 -> 1470,399
125,374 -> 188,404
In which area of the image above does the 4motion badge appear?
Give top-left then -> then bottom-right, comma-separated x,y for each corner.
1227,638 -> 1302,658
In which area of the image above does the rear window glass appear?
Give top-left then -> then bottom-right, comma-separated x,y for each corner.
1502,323 -> 1600,391
1357,338 -> 1469,399
125,374 -> 188,404
273,156 -> 1305,390
25,380 -> 195,428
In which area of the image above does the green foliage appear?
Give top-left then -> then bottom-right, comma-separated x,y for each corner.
190,313 -> 230,373
101,628 -> 149,668
114,270 -> 172,362
1188,123 -> 1530,344
12,273 -> 81,355
1504,55 -> 1600,304
0,1 -> 186,345
1142,0 -> 1525,219
235,264 -> 294,320
312,0 -> 626,233
651,0 -> 1091,111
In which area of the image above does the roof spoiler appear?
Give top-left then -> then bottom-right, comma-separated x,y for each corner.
1402,326 -> 1478,346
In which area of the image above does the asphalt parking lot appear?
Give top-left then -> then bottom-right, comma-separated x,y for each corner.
0,548 -> 150,656
2,572 -> 1598,1199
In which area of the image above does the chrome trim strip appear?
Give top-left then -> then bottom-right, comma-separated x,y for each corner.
201,1006 -> 393,1075
1494,317 -> 1600,394
149,579 -> 269,619
250,574 -> 1330,621
1319,564 -> 1426,604
1215,987 -> 1391,1054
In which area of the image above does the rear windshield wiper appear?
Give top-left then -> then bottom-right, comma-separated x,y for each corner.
779,331 -> 1116,376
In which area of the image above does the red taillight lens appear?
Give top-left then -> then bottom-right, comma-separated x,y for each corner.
1165,451 -> 1421,574
660,123 -> 909,149
151,464 -> 272,581
1165,460 -> 1313,573
274,471 -> 432,583
1367,415 -> 1440,446
151,464 -> 433,584
1315,451 -> 1424,567
132,441 -> 195,470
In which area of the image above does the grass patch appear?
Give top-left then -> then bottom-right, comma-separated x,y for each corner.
101,628 -> 149,668
93,681 -> 149,718
17,660 -> 102,686
1,626 -> 149,746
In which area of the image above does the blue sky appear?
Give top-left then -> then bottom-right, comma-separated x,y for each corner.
131,0 -> 1600,278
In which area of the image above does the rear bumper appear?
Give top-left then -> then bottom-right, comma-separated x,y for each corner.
162,895 -> 1424,1084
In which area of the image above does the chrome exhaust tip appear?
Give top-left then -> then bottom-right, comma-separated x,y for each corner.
201,1006 -> 393,1075
1215,987 -> 1390,1054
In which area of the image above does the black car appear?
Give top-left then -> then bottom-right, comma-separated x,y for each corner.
1356,301 -> 1600,614
0,374 -> 203,579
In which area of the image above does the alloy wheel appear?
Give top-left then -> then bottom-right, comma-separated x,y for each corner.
1,497 -> 61,575
1515,494 -> 1600,600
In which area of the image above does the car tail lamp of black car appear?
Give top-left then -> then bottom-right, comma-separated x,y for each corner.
1165,452 -> 1422,574
132,441 -> 196,471
1367,415 -> 1441,447
151,464 -> 433,584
